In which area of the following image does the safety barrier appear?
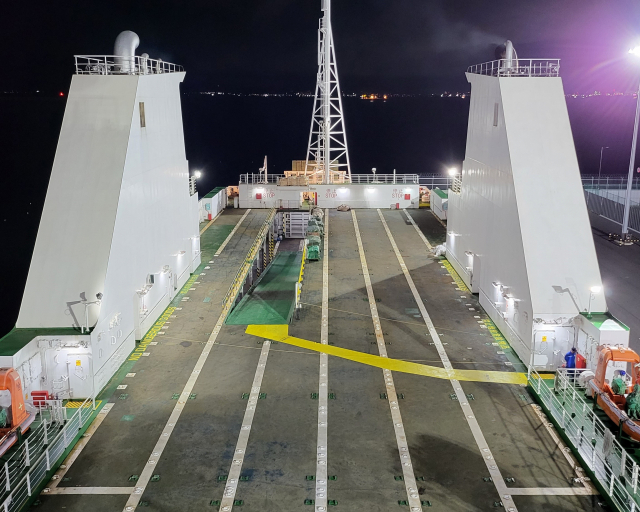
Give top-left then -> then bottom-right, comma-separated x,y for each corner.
530,369 -> 640,511
223,208 -> 277,308
0,397 -> 94,512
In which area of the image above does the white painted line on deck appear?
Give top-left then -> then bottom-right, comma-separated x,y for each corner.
403,209 -> 433,252
47,403 -> 114,491
48,487 -> 135,495
508,487 -> 597,496
215,209 -> 252,256
218,341 -> 272,511
352,210 -> 423,512
122,210 -> 259,512
315,209 -> 330,512
377,209 -> 518,511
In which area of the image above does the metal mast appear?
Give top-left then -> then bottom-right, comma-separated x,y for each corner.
305,0 -> 351,183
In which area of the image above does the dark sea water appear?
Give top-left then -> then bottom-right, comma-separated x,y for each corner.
0,93 -> 638,337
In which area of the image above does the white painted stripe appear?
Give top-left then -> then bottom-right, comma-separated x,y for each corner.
48,487 -> 135,495
315,209 -> 330,511
47,403 -> 114,491
218,341 -> 272,511
122,210 -> 261,512
377,209 -> 518,510
215,209 -> 252,256
402,209 -> 433,252
508,487 -> 597,496
352,211 -> 422,512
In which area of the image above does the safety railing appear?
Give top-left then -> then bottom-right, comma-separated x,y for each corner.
582,176 -> 640,191
189,176 -> 197,197
530,369 -> 640,511
0,397 -> 94,512
584,190 -> 640,234
223,209 -> 277,308
418,174 -> 454,189
467,58 -> 560,78
239,174 -> 420,185
74,55 -> 183,75
239,174 -> 281,184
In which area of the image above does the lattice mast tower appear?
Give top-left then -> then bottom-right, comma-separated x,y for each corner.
305,0 -> 351,183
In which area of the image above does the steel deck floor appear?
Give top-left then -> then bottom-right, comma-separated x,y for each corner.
32,209 -> 600,512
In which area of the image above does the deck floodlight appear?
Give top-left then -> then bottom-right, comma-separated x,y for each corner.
194,171 -> 202,179
629,46 -> 640,57
448,167 -> 458,176
590,286 -> 602,294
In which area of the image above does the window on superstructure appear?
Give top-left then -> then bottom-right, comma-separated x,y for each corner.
493,103 -> 499,127
139,102 -> 146,127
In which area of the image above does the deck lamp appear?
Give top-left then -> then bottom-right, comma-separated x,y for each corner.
194,171 -> 202,179
448,167 -> 458,176
587,286 -> 602,318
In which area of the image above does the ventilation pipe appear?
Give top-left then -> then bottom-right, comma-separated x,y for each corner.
504,40 -> 518,70
114,30 -> 140,74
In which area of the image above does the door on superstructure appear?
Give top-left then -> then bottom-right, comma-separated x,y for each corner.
67,354 -> 92,399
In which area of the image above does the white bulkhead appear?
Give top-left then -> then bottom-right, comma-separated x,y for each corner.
8,33 -> 200,398
446,53 -> 628,371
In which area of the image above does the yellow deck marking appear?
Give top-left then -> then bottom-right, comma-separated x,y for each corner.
246,325 -> 527,385
65,400 -> 103,409
442,260 -> 470,292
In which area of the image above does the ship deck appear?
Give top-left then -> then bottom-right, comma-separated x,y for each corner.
33,209 -> 601,512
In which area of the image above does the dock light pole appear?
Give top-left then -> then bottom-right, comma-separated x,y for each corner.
597,146 -> 609,190
587,286 -> 601,319
622,46 -> 640,244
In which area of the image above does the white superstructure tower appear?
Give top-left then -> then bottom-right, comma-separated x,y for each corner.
10,31 -> 201,399
446,43 -> 629,371
305,0 -> 351,183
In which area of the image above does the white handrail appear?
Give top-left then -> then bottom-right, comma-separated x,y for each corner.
74,55 -> 183,76
467,58 -> 560,78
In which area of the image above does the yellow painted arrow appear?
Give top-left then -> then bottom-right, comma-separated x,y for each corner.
245,324 -> 529,385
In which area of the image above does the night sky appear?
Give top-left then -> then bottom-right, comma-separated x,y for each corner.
2,1 -> 640,338
2,0 -> 640,94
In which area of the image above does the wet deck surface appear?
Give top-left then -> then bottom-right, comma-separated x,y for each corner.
33,209 -> 600,512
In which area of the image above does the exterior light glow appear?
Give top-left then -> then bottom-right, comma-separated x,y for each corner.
590,286 -> 601,294
448,167 -> 458,176
194,171 -> 202,179
629,46 -> 640,57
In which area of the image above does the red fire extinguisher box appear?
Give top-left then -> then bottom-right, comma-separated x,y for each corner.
576,353 -> 587,369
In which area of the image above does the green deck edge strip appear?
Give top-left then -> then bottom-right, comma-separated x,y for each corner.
226,251 -> 304,326
528,386 -> 616,512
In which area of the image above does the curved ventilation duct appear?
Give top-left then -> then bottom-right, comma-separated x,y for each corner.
494,40 -> 519,73
114,31 -> 140,74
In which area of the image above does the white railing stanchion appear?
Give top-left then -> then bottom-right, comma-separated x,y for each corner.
4,462 -> 9,492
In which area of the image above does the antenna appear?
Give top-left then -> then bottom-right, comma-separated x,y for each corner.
305,0 -> 351,184
259,155 -> 268,184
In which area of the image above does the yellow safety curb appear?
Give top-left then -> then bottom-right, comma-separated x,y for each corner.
246,325 -> 528,385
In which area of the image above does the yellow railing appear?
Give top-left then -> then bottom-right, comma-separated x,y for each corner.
223,208 -> 277,308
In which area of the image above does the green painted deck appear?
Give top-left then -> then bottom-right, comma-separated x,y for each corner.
226,251 -> 303,325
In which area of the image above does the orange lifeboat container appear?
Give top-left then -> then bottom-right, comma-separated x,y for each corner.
0,368 -> 36,457
589,345 -> 640,441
